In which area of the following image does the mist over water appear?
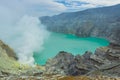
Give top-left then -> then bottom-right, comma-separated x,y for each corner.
14,15 -> 50,65
0,1 -> 50,65
34,32 -> 109,65
0,15 -> 50,65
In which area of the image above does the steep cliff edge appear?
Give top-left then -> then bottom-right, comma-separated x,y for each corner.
0,40 -> 17,60
0,40 -> 45,80
0,40 -> 19,70
45,46 -> 120,77
0,40 -> 119,79
40,4 -> 120,45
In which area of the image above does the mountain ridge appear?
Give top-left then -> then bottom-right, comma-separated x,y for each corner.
40,4 -> 120,45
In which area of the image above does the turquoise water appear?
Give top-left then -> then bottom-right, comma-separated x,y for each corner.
34,32 -> 109,65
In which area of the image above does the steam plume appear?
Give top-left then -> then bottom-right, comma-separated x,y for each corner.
0,0 -> 53,65
15,15 -> 49,65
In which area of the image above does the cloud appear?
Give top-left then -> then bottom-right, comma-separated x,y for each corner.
1,0 -> 120,16
0,0 -> 67,38
0,0 -> 66,17
79,0 -> 120,6
55,0 -> 120,12
1,0 -> 120,17
20,0 -> 66,16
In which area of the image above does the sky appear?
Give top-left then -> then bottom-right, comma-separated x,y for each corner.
0,0 -> 120,17
55,0 -> 120,12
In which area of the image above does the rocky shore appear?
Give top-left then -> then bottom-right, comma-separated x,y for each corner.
39,4 -> 120,79
45,45 -> 120,77
0,39 -> 120,80
40,4 -> 120,46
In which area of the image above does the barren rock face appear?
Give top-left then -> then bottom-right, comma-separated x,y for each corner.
40,5 -> 120,77
0,40 -> 17,60
0,40 -> 19,71
0,39 -> 120,80
45,46 -> 120,77
40,4 -> 120,45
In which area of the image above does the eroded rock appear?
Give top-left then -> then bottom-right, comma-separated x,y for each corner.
45,46 -> 120,77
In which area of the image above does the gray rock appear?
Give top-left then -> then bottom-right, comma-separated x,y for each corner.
0,40 -> 18,60
45,46 -> 120,77
45,51 -> 91,75
40,4 -> 120,45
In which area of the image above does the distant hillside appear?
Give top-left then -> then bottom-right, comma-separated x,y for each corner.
40,4 -> 120,45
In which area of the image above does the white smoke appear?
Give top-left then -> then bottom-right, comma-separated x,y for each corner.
0,0 -> 66,66
0,15 -> 49,65
0,4 -> 50,65
14,15 -> 49,65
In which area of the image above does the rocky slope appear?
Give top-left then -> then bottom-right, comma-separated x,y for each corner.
0,40 -> 18,70
40,4 -> 120,79
40,4 -> 120,45
0,40 -> 45,80
0,40 -> 120,80
45,45 -> 120,77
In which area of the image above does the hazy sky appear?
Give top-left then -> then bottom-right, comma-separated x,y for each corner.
0,0 -> 120,17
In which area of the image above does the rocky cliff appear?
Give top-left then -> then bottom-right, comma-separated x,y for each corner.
40,5 -> 120,79
0,40 -> 18,70
40,4 -> 120,45
0,40 -> 17,60
0,40 -> 45,80
0,40 -> 120,80
45,45 -> 120,77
